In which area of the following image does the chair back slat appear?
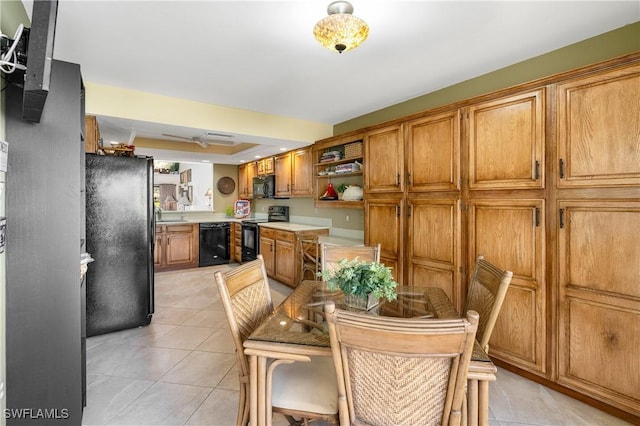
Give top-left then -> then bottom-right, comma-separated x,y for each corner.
464,255 -> 513,353
326,302 -> 478,426
320,243 -> 381,278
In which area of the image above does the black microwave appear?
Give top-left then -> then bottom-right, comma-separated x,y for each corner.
253,175 -> 275,198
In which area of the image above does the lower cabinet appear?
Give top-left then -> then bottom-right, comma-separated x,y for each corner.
233,222 -> 242,263
557,200 -> 640,417
260,227 -> 328,288
155,224 -> 199,272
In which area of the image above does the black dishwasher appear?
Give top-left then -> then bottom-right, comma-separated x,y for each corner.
199,223 -> 231,266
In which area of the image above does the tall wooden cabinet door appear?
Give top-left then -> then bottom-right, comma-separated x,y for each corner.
291,148 -> 313,196
246,161 -> 257,198
364,125 -> 404,193
406,198 -> 462,308
468,90 -> 545,190
364,198 -> 404,284
260,236 -> 275,276
556,64 -> 640,188
557,200 -> 640,416
406,110 -> 461,192
238,164 -> 249,198
275,239 -> 295,286
468,199 -> 546,374
275,152 -> 292,197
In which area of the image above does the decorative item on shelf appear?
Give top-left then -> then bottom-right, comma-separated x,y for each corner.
320,182 -> 338,200
101,142 -> 135,157
320,150 -> 342,163
319,258 -> 398,310
336,183 -> 348,200
177,189 -> 191,211
163,194 -> 178,211
344,141 -> 363,158
342,184 -> 363,201
313,1 -> 369,54
204,188 -> 213,207
233,199 -> 251,218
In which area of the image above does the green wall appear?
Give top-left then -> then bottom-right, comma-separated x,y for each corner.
335,22 -> 640,134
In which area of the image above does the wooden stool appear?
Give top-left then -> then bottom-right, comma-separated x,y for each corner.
297,233 -> 320,282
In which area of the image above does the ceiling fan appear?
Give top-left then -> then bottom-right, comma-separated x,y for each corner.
161,131 -> 235,148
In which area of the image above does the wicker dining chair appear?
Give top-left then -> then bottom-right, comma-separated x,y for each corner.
464,255 -> 513,353
297,233 -> 321,282
320,243 -> 381,278
325,301 -> 479,426
214,256 -> 339,426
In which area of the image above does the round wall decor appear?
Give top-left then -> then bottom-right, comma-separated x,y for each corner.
217,176 -> 236,194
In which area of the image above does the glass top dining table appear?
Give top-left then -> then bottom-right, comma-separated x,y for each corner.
244,280 -> 496,426
249,280 -> 492,362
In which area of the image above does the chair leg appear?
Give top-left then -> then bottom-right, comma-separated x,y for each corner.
284,415 -> 303,426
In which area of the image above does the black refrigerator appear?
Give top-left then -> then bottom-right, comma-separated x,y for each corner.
85,154 -> 155,336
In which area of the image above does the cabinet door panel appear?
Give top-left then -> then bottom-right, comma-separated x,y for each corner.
557,64 -> 640,187
407,199 -> 461,308
557,200 -> 640,416
260,237 -> 275,276
275,153 -> 292,196
468,199 -> 545,374
292,148 -> 312,196
364,125 -> 404,193
468,90 -> 544,189
365,198 -> 403,285
406,110 -> 460,192
166,233 -> 194,265
275,239 -> 295,286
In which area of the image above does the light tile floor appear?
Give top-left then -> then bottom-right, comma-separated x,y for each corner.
82,264 -> 633,426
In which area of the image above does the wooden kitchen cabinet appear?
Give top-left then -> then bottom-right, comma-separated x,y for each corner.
238,162 -> 257,199
405,110 -> 461,192
257,156 -> 275,176
364,197 -> 404,284
313,135 -> 365,209
467,90 -> 545,190
364,124 -> 404,194
84,115 -> 100,154
274,230 -> 296,285
155,223 -> 198,272
260,226 -> 328,288
259,227 -> 275,276
557,200 -> 640,417
275,147 -> 313,197
406,198 -> 462,307
467,199 -> 546,374
556,63 -> 640,188
232,222 -> 242,263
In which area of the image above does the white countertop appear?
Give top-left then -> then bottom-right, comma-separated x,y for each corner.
319,235 -> 364,246
258,222 -> 330,232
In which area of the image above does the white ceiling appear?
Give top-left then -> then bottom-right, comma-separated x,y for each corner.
42,0 -> 639,163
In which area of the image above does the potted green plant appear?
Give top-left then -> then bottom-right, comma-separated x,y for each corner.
336,183 -> 348,200
319,258 -> 398,310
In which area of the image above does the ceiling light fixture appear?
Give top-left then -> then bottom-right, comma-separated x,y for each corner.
313,1 -> 369,54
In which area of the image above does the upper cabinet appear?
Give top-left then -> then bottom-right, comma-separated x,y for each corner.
406,110 -> 461,192
364,124 -> 404,193
275,147 -> 313,198
238,161 -> 256,199
313,135 -> 365,208
556,63 -> 640,188
84,115 -> 100,154
467,90 -> 545,190
257,156 -> 275,176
